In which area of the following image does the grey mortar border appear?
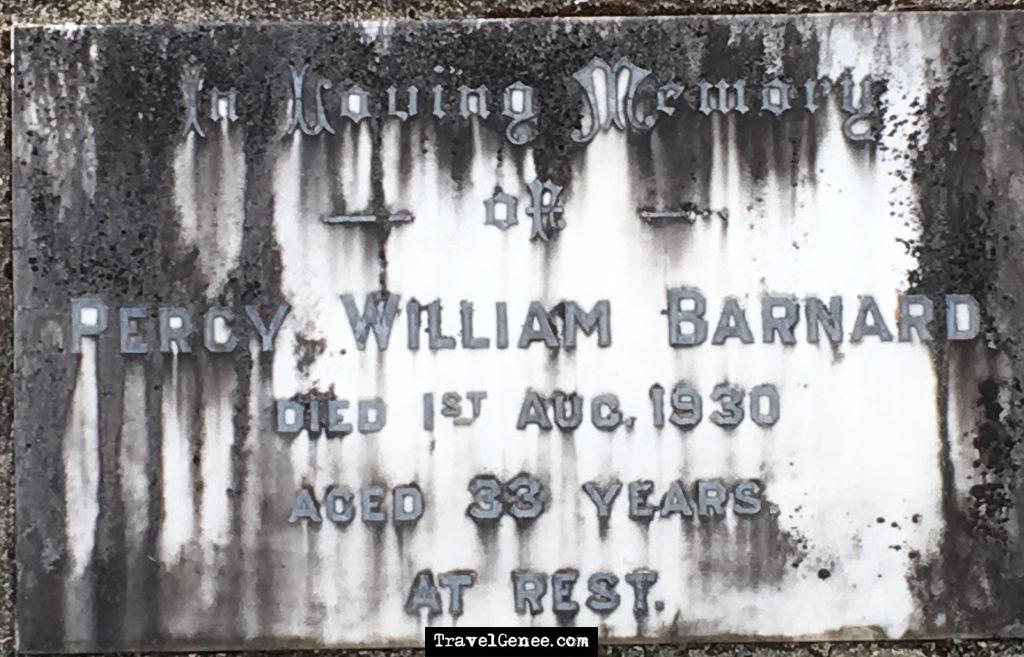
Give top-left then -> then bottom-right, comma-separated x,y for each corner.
3,1 -> 1024,656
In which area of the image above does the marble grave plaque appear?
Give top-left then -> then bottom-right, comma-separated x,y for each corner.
12,13 -> 1024,652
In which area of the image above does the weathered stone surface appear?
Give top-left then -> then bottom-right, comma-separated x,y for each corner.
5,4 -> 1024,657
1,0 -> 1023,22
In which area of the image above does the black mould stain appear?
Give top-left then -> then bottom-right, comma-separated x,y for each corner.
293,332 -> 327,376
905,12 -> 1024,637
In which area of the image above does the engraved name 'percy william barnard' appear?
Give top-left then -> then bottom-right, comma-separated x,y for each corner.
14,14 -> 1024,653
69,291 -> 981,356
